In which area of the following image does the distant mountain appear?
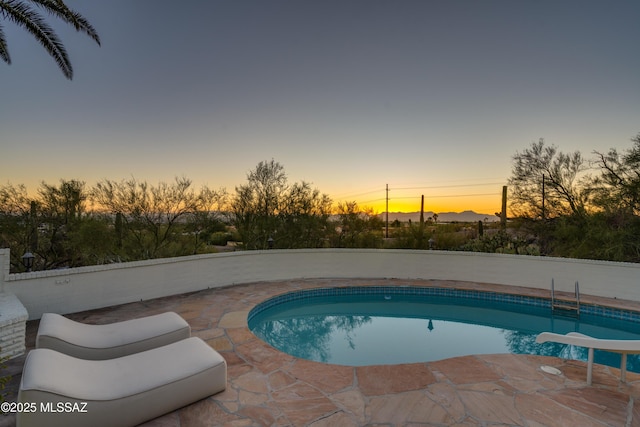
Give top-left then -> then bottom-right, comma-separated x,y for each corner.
378,210 -> 499,223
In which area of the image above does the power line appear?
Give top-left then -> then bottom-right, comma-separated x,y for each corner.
358,192 -> 499,204
393,182 -> 504,191
392,193 -> 498,199
332,187 -> 383,199
357,198 -> 386,205
333,181 -> 506,200
335,181 -> 506,206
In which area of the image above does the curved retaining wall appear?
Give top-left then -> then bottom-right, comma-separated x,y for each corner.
2,248 -> 640,321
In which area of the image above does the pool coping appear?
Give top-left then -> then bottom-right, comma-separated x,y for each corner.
248,283 -> 640,326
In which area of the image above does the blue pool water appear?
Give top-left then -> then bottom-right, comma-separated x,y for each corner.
248,286 -> 640,371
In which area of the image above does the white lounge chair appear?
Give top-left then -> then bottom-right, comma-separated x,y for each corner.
536,331 -> 640,385
17,337 -> 227,427
36,312 -> 191,360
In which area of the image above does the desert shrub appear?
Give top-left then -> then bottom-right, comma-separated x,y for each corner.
209,232 -> 233,246
431,231 -> 470,250
461,230 -> 540,255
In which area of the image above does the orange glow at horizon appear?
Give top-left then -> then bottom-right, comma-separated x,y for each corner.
338,195 -> 503,215
330,181 -> 508,215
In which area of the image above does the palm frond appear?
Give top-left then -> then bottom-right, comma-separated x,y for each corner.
30,0 -> 100,46
0,23 -> 10,63
1,0 -> 72,78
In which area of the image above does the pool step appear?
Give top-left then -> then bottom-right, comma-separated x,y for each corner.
552,300 -> 580,316
551,279 -> 580,317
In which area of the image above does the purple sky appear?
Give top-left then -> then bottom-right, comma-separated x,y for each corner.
2,0 -> 639,213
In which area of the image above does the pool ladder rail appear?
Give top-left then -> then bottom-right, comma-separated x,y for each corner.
551,279 -> 581,317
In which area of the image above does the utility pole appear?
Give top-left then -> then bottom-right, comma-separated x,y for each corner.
385,184 -> 389,238
419,195 -> 425,248
501,186 -> 507,229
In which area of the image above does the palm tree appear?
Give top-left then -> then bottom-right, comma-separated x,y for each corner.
0,0 -> 100,79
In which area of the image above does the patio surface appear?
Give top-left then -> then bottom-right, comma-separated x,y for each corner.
3,278 -> 640,426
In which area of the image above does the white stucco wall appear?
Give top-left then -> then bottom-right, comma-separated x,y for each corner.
3,249 -> 640,321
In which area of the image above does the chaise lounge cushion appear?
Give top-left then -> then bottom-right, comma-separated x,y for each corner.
17,337 -> 227,427
36,312 -> 191,360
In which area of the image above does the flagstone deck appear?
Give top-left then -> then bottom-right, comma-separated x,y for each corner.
3,278 -> 640,426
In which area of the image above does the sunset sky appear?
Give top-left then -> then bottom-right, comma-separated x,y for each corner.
1,1 -> 639,215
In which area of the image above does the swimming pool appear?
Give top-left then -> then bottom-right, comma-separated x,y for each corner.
248,286 -> 640,371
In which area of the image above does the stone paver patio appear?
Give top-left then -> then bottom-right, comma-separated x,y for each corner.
3,278 -> 640,426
